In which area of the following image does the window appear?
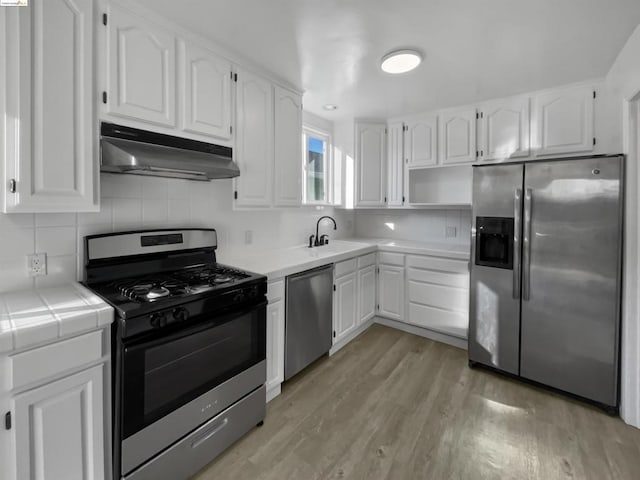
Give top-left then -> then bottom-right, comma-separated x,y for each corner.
302,127 -> 333,204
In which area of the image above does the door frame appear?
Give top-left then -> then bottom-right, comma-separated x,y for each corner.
621,92 -> 640,428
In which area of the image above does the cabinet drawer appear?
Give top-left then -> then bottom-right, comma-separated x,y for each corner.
267,280 -> 285,302
357,253 -> 376,269
408,281 -> 469,313
406,255 -> 468,273
378,252 -> 405,266
408,303 -> 468,339
10,330 -> 104,390
407,267 -> 469,288
335,259 -> 357,278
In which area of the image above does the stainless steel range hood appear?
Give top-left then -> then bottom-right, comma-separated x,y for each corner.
100,123 -> 239,181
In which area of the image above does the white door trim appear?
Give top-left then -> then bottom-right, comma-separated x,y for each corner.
621,92 -> 640,428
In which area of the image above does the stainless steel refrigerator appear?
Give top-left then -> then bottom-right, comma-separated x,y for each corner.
468,155 -> 623,410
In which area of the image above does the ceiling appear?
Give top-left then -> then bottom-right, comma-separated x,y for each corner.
135,0 -> 640,121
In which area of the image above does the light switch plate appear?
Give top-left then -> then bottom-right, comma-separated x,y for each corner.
445,226 -> 457,238
244,230 -> 253,245
27,253 -> 47,277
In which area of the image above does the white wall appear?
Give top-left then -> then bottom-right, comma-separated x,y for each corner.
605,24 -> 640,428
0,174 -> 354,294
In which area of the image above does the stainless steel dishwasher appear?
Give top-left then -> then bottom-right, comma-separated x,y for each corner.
285,264 -> 334,380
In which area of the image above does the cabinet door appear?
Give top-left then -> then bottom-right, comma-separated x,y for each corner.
479,96 -> 530,161
386,122 -> 404,207
266,299 -> 285,393
533,85 -> 594,156
378,265 -> 405,321
405,114 -> 438,167
358,265 -> 376,324
12,365 -> 105,480
181,41 -> 231,139
107,4 -> 176,127
439,108 -> 477,165
333,272 -> 358,343
234,68 -> 274,207
355,122 -> 386,207
273,86 -> 302,207
2,0 -> 97,213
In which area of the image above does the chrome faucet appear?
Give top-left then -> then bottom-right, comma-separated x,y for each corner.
309,216 -> 337,247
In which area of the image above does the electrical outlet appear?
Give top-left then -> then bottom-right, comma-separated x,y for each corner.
445,226 -> 457,238
244,230 -> 253,245
27,253 -> 47,277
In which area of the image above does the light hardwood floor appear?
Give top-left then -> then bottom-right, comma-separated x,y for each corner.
194,324 -> 640,480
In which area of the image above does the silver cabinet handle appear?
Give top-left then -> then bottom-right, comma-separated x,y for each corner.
191,418 -> 229,449
513,188 -> 522,299
522,188 -> 533,301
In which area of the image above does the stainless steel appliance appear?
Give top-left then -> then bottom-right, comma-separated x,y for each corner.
83,229 -> 267,480
285,265 -> 334,380
468,155 -> 623,411
100,122 -> 240,181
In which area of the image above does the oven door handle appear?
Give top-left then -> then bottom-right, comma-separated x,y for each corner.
125,299 -> 268,352
191,418 -> 229,450
513,188 -> 522,299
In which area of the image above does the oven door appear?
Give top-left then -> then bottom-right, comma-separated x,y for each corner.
119,301 -> 266,475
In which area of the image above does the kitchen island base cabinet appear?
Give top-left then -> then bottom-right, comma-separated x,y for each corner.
12,365 -> 105,480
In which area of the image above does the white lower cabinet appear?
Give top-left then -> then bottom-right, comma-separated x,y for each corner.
266,280 -> 285,400
406,255 -> 469,339
12,365 -> 105,480
2,328 -> 110,480
377,252 -> 406,321
333,254 -> 377,345
333,271 -> 358,344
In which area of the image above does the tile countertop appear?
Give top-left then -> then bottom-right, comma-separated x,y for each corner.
220,238 -> 470,280
0,283 -> 114,354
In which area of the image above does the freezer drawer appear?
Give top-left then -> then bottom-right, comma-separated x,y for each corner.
285,264 -> 333,380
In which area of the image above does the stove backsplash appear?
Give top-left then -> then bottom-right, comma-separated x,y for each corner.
0,173 -> 355,294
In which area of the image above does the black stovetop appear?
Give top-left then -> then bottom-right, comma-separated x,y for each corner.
87,262 -> 265,319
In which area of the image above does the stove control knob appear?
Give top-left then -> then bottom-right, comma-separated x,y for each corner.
248,286 -> 258,298
150,313 -> 166,328
172,307 -> 189,323
233,292 -> 246,303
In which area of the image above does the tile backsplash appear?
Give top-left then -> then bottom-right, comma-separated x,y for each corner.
0,173 -> 469,294
353,208 -> 472,245
0,173 -> 353,294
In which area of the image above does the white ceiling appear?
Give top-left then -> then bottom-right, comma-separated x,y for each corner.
136,0 -> 640,121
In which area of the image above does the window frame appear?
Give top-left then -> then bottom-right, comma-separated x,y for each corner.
302,125 -> 334,206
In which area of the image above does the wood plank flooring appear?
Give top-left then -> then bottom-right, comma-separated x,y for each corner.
194,324 -> 640,480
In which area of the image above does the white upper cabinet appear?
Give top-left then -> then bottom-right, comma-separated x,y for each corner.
106,4 -> 176,127
355,122 -> 387,207
234,68 -> 274,207
386,122 -> 404,207
532,85 -> 594,156
478,96 -> 530,161
404,114 -> 438,167
1,0 -> 98,213
273,86 -> 303,207
439,107 -> 477,165
180,41 -> 232,139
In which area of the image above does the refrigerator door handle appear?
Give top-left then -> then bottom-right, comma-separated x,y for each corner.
513,188 -> 522,299
523,188 -> 533,301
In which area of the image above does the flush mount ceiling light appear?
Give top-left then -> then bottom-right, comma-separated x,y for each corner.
323,104 -> 338,111
380,49 -> 423,74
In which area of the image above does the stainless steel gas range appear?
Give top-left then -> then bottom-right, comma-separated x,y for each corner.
83,229 -> 267,480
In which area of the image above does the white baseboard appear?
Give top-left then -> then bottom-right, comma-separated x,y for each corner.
329,318 -> 375,356
374,317 -> 468,350
266,384 -> 281,403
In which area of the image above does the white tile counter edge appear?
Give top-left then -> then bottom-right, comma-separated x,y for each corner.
0,283 -> 114,354
220,238 -> 470,280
